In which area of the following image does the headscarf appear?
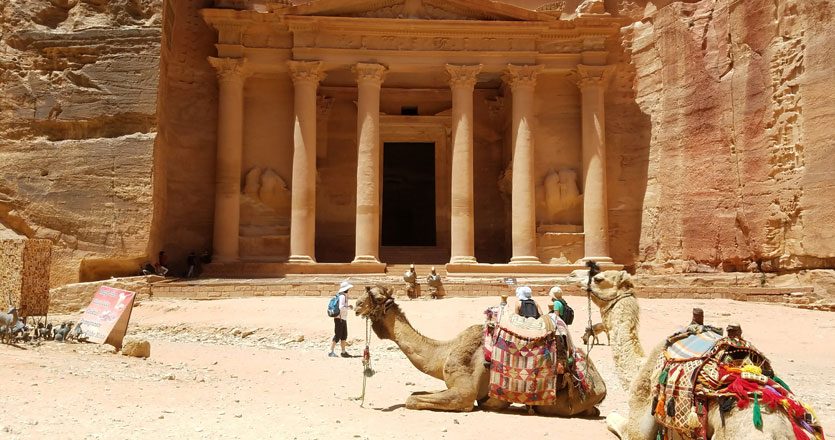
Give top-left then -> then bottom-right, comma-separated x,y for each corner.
515,286 -> 532,301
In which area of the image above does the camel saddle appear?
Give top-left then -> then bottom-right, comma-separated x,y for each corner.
650,328 -> 824,440
482,305 -> 568,406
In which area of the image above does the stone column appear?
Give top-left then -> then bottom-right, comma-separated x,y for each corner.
288,61 -> 325,264
208,57 -> 249,263
505,64 -> 543,265
352,63 -> 387,264
577,64 -> 615,263
446,64 -> 482,264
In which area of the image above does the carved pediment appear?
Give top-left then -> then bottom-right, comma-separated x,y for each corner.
282,0 -> 552,21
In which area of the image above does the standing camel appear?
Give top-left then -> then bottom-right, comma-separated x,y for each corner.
567,270 -> 816,440
354,285 -> 607,416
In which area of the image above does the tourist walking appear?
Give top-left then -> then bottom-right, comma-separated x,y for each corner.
329,281 -> 354,358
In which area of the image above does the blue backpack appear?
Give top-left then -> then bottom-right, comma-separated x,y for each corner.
327,294 -> 341,317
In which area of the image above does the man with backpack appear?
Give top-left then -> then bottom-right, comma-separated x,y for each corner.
328,281 -> 354,358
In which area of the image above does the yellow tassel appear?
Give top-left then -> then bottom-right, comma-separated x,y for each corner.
741,365 -> 762,375
687,406 -> 702,428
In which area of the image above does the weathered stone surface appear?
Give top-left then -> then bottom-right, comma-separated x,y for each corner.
0,0 -> 162,287
0,239 -> 52,316
609,0 -> 835,274
49,275 -> 157,314
121,336 -> 151,358
1,0 -> 833,301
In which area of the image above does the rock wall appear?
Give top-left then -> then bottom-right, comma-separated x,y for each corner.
2,0 -> 834,289
0,0 -> 163,286
610,0 -> 835,273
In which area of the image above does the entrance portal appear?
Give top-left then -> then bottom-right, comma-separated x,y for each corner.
382,142 -> 436,247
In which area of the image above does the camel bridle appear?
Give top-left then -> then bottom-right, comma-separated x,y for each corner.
365,289 -> 396,321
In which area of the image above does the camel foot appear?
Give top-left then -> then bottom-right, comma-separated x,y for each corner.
405,389 -> 475,412
476,397 -> 510,411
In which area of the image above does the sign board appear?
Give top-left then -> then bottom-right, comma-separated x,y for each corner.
78,286 -> 136,349
503,277 -> 517,287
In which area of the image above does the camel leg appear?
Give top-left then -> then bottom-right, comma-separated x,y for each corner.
405,388 -> 475,412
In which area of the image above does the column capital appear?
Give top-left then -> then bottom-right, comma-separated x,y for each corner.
445,64 -> 482,90
352,63 -> 388,85
288,60 -> 326,85
575,64 -> 615,90
503,64 -> 544,92
208,57 -> 250,82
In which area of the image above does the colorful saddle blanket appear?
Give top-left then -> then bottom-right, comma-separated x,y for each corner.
482,305 -> 586,406
651,330 -> 824,440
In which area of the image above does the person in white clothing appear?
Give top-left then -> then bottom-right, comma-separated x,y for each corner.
329,281 -> 354,358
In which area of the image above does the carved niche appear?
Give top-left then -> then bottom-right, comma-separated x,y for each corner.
535,169 -> 583,225
240,167 -> 291,237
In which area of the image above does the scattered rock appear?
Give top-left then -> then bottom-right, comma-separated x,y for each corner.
162,373 -> 176,380
122,337 -> 151,358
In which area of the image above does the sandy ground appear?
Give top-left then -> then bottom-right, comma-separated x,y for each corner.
0,294 -> 833,440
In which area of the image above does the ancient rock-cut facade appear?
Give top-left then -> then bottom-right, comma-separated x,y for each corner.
192,0 -> 627,274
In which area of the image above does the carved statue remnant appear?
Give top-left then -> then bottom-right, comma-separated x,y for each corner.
536,169 -> 583,224
240,167 -> 291,237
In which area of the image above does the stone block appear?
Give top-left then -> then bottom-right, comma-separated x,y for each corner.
0,239 -> 52,316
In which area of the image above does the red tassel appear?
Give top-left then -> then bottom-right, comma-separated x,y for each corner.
726,375 -> 759,408
787,399 -> 806,419
790,418 -> 810,440
760,388 -> 783,409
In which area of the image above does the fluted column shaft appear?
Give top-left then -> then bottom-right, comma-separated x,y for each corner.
578,65 -> 614,262
447,64 -> 482,264
208,57 -> 248,263
352,63 -> 387,264
288,61 -> 325,263
506,64 -> 543,264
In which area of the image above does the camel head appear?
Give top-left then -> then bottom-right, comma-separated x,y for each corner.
354,285 -> 396,320
567,269 -> 634,309
354,285 -> 398,340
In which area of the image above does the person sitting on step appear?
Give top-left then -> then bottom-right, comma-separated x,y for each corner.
514,286 -> 541,319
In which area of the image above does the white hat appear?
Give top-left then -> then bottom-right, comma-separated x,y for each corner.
548,286 -> 563,300
515,286 -> 532,301
338,281 -> 353,293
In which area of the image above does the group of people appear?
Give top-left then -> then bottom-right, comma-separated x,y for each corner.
140,250 -> 212,278
514,285 -> 571,324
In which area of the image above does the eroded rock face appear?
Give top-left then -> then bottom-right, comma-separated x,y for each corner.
614,0 -> 835,273
0,0 -> 162,286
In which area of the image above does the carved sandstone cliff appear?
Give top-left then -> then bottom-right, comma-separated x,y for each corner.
609,0 -> 835,274
0,0 -> 162,286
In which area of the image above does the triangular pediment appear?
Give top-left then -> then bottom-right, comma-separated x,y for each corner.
282,0 -> 553,21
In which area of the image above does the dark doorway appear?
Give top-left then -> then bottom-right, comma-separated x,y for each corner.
382,142 -> 436,246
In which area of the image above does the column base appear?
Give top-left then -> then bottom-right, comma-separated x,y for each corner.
352,255 -> 381,264
581,256 -> 614,264
288,255 -> 316,264
212,255 -> 239,264
449,256 -> 478,264
509,256 -> 541,265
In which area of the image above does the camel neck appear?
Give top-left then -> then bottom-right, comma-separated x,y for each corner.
602,295 -> 646,391
385,307 -> 448,380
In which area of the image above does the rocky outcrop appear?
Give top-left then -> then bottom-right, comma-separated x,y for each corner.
0,0 -> 163,286
618,0 -> 835,274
